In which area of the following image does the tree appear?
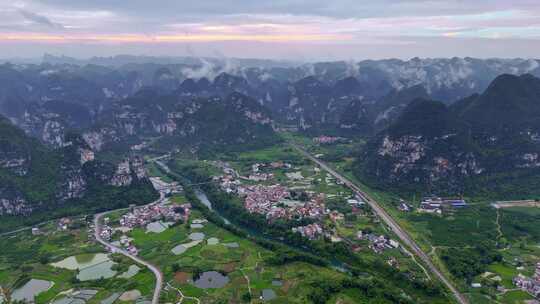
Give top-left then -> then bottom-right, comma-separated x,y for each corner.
39,254 -> 50,265
241,292 -> 252,303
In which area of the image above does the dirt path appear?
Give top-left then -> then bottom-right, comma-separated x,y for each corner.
167,282 -> 201,304
403,246 -> 432,280
495,209 -> 503,241
240,269 -> 252,302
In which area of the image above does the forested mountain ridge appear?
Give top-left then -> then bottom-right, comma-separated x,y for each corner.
356,74 -> 540,198
0,115 -> 157,231
83,89 -> 279,155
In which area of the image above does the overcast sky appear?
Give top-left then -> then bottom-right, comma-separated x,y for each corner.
1,0 -> 539,61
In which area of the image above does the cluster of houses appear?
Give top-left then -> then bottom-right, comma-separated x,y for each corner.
357,231 -> 400,253
329,210 -> 345,222
513,263 -> 540,298
214,161 -> 355,242
214,161 -> 334,220
347,197 -> 364,206
98,223 -> 113,241
292,223 -> 324,240
119,203 -> 189,228
215,164 -> 328,221
312,135 -> 345,145
244,162 -> 292,182
243,184 -> 289,214
117,235 -> 139,256
241,184 -> 327,221
99,202 -> 191,256
214,161 -> 293,185
246,172 -> 274,182
418,196 -> 467,214
216,173 -> 241,194
98,222 -> 140,255
252,162 -> 292,172
57,217 -> 73,231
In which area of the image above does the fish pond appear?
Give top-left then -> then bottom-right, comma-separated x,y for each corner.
50,253 -> 117,281
11,279 -> 53,303
146,221 -> 173,233
193,271 -> 230,289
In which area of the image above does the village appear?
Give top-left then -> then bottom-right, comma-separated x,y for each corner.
95,201 -> 190,256
514,263 -> 540,299
312,135 -> 348,145
28,175 -> 189,260
94,175 -> 191,257
216,160 -> 338,224
213,158 -> 402,255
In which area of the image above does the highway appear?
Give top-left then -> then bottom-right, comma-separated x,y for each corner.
93,194 -> 165,304
290,143 -> 469,304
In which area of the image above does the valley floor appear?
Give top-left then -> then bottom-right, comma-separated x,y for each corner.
3,134 -> 540,304
285,132 -> 540,304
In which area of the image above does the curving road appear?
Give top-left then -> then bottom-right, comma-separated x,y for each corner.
290,143 -> 468,304
94,196 -> 164,304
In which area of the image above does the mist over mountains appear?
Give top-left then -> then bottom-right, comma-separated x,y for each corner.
1,54 -> 540,220
2,55 -> 539,134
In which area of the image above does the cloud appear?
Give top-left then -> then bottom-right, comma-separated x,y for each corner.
1,0 -> 540,59
29,0 -> 540,20
9,1 -> 537,40
19,9 -> 64,29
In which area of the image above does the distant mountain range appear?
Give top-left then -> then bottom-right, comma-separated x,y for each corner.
41,54 -> 298,69
38,55 -> 540,101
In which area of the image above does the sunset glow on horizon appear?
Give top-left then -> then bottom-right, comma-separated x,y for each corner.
0,1 -> 539,59
0,32 -> 352,43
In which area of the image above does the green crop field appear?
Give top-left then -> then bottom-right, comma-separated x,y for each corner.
499,290 -> 534,303
276,132 -> 540,303
160,144 -> 455,303
112,208 -> 351,303
0,219 -> 154,304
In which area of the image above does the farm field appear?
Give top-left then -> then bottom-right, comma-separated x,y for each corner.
190,145 -> 429,272
0,218 -> 154,304
3,135 -> 538,304
283,132 -> 540,304
163,144 -> 452,303
108,199 -> 350,303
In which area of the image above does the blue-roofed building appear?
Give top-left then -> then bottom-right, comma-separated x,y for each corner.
450,201 -> 467,208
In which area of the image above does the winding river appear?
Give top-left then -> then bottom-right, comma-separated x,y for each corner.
194,189 -> 230,225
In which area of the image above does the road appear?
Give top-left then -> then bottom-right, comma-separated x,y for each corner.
93,195 -> 165,304
0,214 -> 89,237
290,143 -> 469,304
0,221 -> 52,237
147,154 -> 171,163
155,160 -> 171,174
